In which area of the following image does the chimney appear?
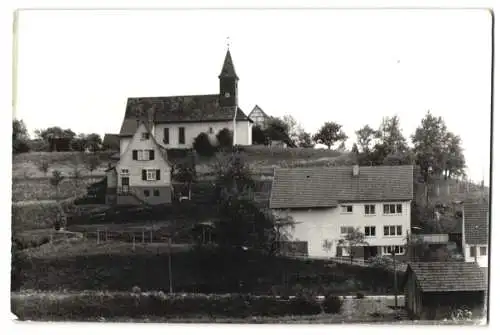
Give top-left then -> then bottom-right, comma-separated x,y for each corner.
353,164 -> 360,176
147,107 -> 155,137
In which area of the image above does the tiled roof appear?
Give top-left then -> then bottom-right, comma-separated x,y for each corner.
269,165 -> 413,209
119,95 -> 250,136
219,50 -> 239,79
408,262 -> 487,292
463,201 -> 489,245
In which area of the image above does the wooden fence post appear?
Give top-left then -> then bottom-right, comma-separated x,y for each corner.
142,229 -> 145,244
132,234 -> 136,251
97,230 -> 100,244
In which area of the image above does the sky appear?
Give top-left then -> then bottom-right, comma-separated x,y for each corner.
13,9 -> 492,184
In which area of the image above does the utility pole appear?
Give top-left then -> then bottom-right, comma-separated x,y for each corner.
168,237 -> 173,294
392,248 -> 398,308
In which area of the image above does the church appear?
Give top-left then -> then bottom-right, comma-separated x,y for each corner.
117,49 -> 253,154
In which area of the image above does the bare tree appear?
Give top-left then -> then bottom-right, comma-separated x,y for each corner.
85,154 -> 100,176
37,159 -> 50,176
50,170 -> 65,200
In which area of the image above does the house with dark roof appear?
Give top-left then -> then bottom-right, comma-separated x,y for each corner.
118,49 -> 252,154
402,262 -> 487,320
462,200 -> 489,268
269,164 -> 414,259
105,121 -> 173,206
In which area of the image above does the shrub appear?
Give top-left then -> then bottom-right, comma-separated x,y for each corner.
322,294 -> 343,314
12,202 -> 64,232
356,292 -> 365,299
216,128 -> 233,149
193,133 -> 216,157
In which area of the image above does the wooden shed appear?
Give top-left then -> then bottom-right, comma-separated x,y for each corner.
402,262 -> 487,320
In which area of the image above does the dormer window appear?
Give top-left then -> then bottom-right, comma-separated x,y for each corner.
141,132 -> 150,140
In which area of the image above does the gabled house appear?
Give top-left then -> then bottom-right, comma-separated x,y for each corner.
402,262 -> 487,320
106,122 -> 173,206
269,164 -> 414,259
118,49 -> 252,154
462,200 -> 489,268
248,105 -> 270,129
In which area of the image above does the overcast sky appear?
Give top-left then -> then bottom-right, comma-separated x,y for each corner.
14,9 -> 492,184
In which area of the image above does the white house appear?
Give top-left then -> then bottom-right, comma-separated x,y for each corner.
106,122 -> 173,206
462,200 -> 489,268
269,165 -> 414,259
118,49 -> 252,153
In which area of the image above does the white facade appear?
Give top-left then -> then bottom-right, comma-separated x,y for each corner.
276,201 -> 412,258
120,120 -> 251,152
463,244 -> 488,268
116,123 -> 171,189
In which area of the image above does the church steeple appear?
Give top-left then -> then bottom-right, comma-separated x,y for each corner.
219,48 -> 239,107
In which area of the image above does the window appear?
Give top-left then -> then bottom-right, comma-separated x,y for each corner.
383,225 -> 403,236
341,205 -> 353,214
133,150 -> 155,161
144,190 -> 150,197
153,189 -> 160,197
225,92 -> 231,98
480,247 -> 487,256
179,127 -> 185,144
383,203 -> 403,215
141,132 -> 150,140
142,169 -> 160,181
163,128 -> 169,144
364,226 -> 376,237
120,169 -> 129,174
470,247 -> 477,257
364,204 -> 376,215
208,127 -> 214,134
341,226 -> 354,235
383,246 -> 405,255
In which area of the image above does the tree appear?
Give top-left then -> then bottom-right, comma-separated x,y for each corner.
297,131 -> 314,148
71,154 -> 84,188
281,114 -> 302,145
442,132 -> 466,179
12,119 -> 30,154
172,154 -> 197,200
355,125 -> 378,153
35,127 -> 76,151
85,154 -> 100,176
211,151 -> 255,201
376,116 -> 409,153
193,132 -> 216,157
216,128 -> 233,149
313,122 -> 348,150
265,117 -> 290,144
50,170 -> 65,199
252,126 -> 267,145
37,159 -> 50,176
411,111 -> 449,183
85,133 -> 103,152
337,228 -> 368,264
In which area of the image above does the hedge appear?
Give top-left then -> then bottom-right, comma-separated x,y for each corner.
11,292 -> 341,321
12,177 -> 102,202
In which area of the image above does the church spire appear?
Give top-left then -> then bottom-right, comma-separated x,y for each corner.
219,49 -> 239,80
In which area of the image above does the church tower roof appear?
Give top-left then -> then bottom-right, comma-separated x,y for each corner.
219,49 -> 239,80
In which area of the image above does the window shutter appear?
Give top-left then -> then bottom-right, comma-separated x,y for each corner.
156,169 -> 161,180
150,150 -> 155,160
132,150 -> 138,160
142,169 -> 147,180
164,128 -> 169,144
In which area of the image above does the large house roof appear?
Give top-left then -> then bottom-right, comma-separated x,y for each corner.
463,200 -> 489,245
269,165 -> 414,209
119,95 -> 251,136
406,262 -> 487,292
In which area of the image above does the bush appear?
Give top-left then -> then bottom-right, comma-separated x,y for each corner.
322,294 -> 343,314
356,292 -> 365,299
216,128 -> 233,149
193,133 -> 216,157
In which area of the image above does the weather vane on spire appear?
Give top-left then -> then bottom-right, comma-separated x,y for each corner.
226,36 -> 231,50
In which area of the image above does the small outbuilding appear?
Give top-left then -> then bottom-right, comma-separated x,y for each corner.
402,262 -> 487,320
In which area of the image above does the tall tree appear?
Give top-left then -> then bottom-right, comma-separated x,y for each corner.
442,132 -> 466,179
85,133 -> 103,152
12,119 -> 30,154
280,114 -> 303,145
411,111 -> 449,182
313,122 -> 348,150
376,116 -> 409,153
355,125 -> 378,153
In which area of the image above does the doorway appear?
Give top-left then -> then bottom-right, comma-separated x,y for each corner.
121,176 -> 130,194
364,246 -> 378,260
